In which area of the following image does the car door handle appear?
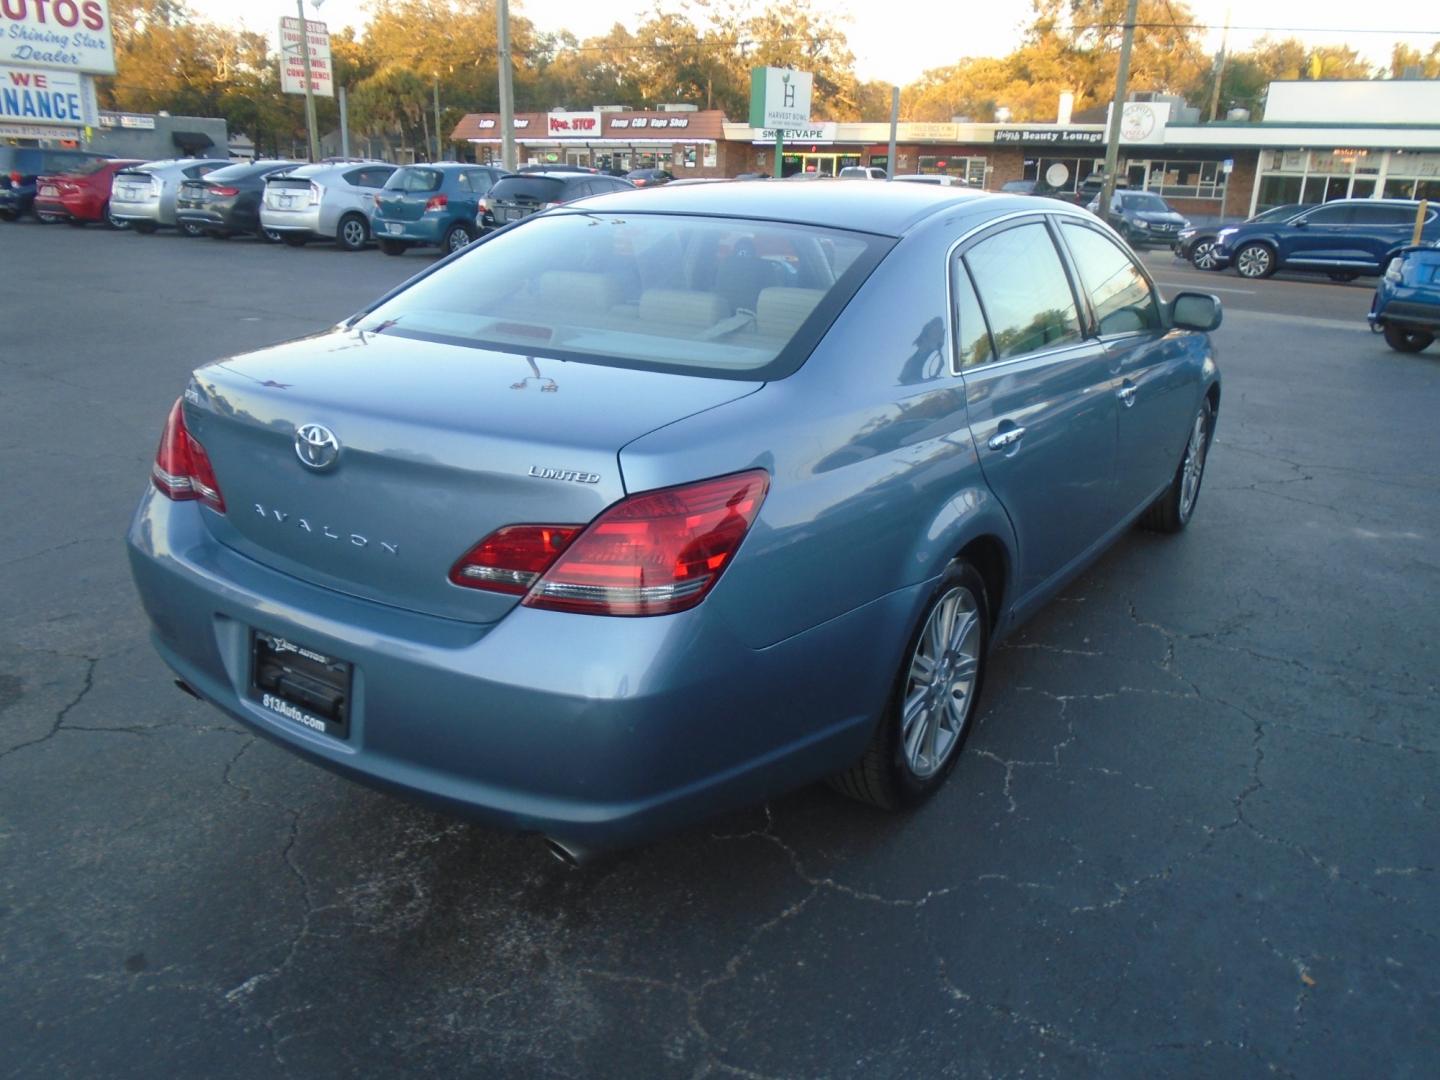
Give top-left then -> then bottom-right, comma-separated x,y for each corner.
1118,385 -> 1138,407
987,427 -> 1026,451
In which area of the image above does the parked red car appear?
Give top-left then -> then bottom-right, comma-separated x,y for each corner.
33,158 -> 144,226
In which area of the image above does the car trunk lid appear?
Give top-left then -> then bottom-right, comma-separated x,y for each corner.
488,177 -> 565,224
264,176 -> 318,210
185,330 -> 763,623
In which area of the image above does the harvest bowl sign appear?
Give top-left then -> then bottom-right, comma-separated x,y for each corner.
1,0 -> 115,75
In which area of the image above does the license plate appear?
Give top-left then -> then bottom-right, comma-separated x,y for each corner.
386,222 -> 404,235
250,631 -> 353,740
40,185 -> 58,197
501,209 -> 520,222
279,195 -> 293,209
119,186 -> 138,200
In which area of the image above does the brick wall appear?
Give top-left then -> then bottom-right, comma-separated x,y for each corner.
1220,151 -> 1259,219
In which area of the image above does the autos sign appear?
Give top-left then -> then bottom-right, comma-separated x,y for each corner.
0,63 -> 96,126
1,0 -> 115,75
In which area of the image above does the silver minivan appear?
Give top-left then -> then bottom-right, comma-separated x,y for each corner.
260,161 -> 396,250
110,158 -> 231,234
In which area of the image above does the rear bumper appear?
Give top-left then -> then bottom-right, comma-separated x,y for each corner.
127,492 -> 912,853
35,192 -> 103,220
1369,296 -> 1440,330
372,217 -> 447,244
260,204 -> 325,235
111,198 -> 165,225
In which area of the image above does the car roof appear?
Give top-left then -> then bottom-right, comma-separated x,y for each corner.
568,180 -> 997,237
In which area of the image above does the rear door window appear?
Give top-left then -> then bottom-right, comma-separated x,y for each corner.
1060,223 -> 1160,335
1303,204 -> 1355,226
962,222 -> 1082,360
951,263 -> 994,370
459,169 -> 496,194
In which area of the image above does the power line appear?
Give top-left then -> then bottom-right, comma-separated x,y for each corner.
1072,23 -> 1440,36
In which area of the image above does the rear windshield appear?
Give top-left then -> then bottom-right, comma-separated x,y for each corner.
489,176 -> 565,202
355,212 -> 891,380
1121,193 -> 1172,213
204,162 -> 285,183
385,167 -> 443,193
56,157 -> 111,177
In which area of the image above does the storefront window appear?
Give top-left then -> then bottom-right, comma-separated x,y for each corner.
1020,157 -> 1094,193
1137,159 -> 1227,199
918,155 -> 986,185
1256,174 -> 1303,211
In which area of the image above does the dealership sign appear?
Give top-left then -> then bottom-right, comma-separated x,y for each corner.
1,0 -> 114,74
0,63 -> 96,127
278,16 -> 332,97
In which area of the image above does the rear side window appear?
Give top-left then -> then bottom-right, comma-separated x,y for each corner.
355,212 -> 890,380
951,263 -> 993,370
1061,223 -> 1160,335
1351,204 -> 1417,226
1304,204 -> 1354,225
386,168 -> 442,193
963,222 -> 1082,360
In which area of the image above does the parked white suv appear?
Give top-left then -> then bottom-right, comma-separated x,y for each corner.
839,166 -> 887,180
260,160 -> 397,251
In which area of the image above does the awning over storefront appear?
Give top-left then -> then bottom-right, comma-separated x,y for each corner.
171,130 -> 214,152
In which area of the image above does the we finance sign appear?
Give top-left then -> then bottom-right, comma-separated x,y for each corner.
0,63 -> 97,126
0,0 -> 115,75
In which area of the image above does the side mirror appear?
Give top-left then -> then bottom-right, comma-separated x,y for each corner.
1170,292 -> 1222,332
1292,217 -> 1309,228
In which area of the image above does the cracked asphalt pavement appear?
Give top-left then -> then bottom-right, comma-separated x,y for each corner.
2,222 -> 1436,1078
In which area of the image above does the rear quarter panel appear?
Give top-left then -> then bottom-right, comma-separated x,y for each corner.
619,213 -> 1016,651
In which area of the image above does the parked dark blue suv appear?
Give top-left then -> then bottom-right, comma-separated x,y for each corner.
1211,199 -> 1440,280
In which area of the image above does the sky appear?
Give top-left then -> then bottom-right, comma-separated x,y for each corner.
192,0 -> 1440,87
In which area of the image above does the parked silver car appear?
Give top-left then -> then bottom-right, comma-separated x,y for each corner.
260,161 -> 397,250
109,158 -> 231,235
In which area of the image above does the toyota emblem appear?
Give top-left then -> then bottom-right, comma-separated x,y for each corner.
294,423 -> 341,471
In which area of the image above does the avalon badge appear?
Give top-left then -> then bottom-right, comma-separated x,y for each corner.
295,423 -> 341,471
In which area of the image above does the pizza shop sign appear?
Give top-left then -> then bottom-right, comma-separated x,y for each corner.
1,0 -> 115,75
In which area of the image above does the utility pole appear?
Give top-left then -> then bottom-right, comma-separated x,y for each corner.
338,84 -> 350,157
886,86 -> 899,178
296,0 -> 320,161
496,0 -> 517,170
433,75 -> 443,161
1099,0 -> 1139,222
1208,9 -> 1231,123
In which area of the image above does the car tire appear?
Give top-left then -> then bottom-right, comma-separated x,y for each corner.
1382,324 -> 1434,353
281,234 -> 309,247
829,560 -> 989,810
378,238 -> 410,256
259,227 -> 283,243
179,221 -> 205,238
1190,239 -> 1220,271
442,223 -> 474,255
0,208 -> 16,221
1140,397 -> 1214,533
105,203 -> 128,229
1234,242 -> 1276,279
1327,270 -> 1360,282
336,213 -> 368,251
132,220 -> 157,234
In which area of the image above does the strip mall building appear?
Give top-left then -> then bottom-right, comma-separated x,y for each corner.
453,80 -> 1440,222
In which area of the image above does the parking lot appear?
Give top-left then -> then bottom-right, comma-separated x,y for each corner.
3,219 -> 1437,1078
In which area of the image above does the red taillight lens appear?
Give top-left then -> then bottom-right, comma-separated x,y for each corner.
425,194 -> 448,212
373,194 -> 381,209
8,170 -> 20,185
151,399 -> 225,512
208,185 -> 239,197
476,198 -> 489,213
524,470 -> 769,616
449,525 -> 582,594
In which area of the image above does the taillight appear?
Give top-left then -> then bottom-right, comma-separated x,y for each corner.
308,182 -> 321,205
8,170 -> 20,185
476,198 -> 489,213
449,525 -> 582,594
540,201 -> 565,211
373,194 -> 381,209
425,194 -> 448,212
208,185 -> 239,197
151,399 -> 225,512
524,471 -> 771,615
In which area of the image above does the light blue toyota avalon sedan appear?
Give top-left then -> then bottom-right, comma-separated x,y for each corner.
128,182 -> 1221,861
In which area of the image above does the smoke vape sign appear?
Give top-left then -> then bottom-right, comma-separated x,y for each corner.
749,66 -> 812,130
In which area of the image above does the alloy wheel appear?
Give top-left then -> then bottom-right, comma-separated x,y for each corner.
1179,409 -> 1209,520
447,227 -> 471,253
901,586 -> 981,779
1236,245 -> 1272,278
341,218 -> 367,249
1191,240 -> 1218,270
